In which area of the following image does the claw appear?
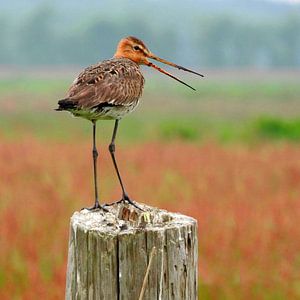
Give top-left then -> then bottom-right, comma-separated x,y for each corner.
123,194 -> 144,211
105,194 -> 144,211
81,201 -> 109,212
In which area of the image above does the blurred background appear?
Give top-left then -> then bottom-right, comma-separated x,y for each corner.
0,0 -> 300,299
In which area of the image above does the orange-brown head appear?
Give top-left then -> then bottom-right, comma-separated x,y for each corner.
114,36 -> 203,90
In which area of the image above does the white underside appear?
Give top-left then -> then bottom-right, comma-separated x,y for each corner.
70,103 -> 138,121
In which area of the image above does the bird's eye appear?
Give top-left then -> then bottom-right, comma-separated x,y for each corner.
133,45 -> 140,51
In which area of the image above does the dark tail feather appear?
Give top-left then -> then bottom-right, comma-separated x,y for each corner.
55,98 -> 76,111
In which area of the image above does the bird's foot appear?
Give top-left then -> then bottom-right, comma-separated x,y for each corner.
105,194 -> 144,211
81,201 -> 108,212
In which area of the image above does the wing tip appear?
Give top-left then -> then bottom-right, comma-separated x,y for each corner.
56,98 -> 76,111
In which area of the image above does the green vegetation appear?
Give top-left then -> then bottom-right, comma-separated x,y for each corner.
252,117 -> 300,141
1,75 -> 299,144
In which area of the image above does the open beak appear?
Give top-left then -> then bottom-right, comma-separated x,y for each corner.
147,53 -> 204,91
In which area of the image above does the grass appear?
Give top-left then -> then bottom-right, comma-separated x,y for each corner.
252,117 -> 300,141
1,73 -> 300,143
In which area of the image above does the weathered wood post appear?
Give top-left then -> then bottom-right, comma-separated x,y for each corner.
65,202 -> 198,299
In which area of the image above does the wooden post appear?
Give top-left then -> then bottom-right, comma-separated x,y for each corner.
65,202 -> 198,300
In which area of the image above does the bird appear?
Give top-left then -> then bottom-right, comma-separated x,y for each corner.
56,36 -> 203,211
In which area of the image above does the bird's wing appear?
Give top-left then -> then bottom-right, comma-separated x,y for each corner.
67,59 -> 144,109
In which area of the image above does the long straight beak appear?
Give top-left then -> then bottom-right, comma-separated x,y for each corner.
149,54 -> 204,77
147,54 -> 204,91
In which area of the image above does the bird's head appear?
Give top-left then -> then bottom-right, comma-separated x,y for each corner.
114,36 -> 204,90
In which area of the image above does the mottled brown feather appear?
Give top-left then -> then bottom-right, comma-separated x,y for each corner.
67,57 -> 145,110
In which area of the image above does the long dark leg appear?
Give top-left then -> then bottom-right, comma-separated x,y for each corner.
92,121 -> 101,207
83,121 -> 107,211
108,120 -> 142,210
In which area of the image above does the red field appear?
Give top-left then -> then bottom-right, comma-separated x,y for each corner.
0,138 -> 299,299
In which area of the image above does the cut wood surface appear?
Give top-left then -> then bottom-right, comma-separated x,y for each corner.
65,202 -> 198,300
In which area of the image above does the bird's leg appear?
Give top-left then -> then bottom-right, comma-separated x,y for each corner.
106,120 -> 142,210
82,121 -> 107,212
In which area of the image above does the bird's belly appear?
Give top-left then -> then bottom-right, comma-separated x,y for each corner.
71,102 -> 139,121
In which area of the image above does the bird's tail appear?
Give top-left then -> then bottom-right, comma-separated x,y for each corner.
55,98 -> 75,111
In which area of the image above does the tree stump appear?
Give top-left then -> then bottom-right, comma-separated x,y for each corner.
65,202 -> 198,300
